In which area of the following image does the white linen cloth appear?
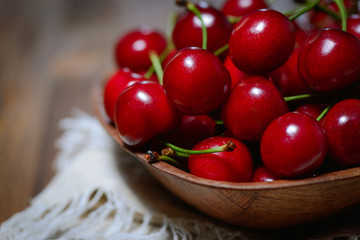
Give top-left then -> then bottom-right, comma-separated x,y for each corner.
0,109 -> 245,240
1,109 -> 359,240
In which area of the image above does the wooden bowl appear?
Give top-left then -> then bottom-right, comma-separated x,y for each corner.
92,81 -> 360,229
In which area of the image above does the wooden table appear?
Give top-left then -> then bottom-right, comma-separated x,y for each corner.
0,0 -> 176,223
1,1 -> 360,239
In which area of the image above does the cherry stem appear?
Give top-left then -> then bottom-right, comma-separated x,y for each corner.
317,4 -> 341,20
160,140 -> 236,155
177,0 -> 207,50
288,0 -> 320,21
284,93 -> 314,102
227,15 -> 242,24
215,119 -> 224,125
316,104 -> 333,121
149,51 -> 164,85
333,0 -> 347,31
144,44 -> 174,79
214,44 -> 229,56
145,150 -> 180,167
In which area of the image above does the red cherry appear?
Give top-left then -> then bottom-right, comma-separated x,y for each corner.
172,2 -> 232,55
309,10 -> 340,29
163,115 -> 216,149
309,0 -> 358,29
222,76 -> 289,141
294,27 -> 312,49
114,82 -> 180,147
104,69 -> 150,122
221,0 -> 268,17
269,48 -> 314,97
115,27 -> 167,71
223,55 -> 250,89
251,165 -> 278,182
322,99 -> 360,167
298,28 -> 360,92
295,103 -> 326,119
188,137 -> 253,182
163,47 -> 231,115
261,112 -> 328,178
347,14 -> 360,39
229,9 -> 296,75
162,49 -> 178,70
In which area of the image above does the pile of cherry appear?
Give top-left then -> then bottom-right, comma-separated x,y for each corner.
103,0 -> 360,183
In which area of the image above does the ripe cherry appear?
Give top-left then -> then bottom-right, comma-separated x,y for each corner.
114,82 -> 180,147
309,0 -> 358,29
251,165 -> 278,182
295,103 -> 326,120
260,112 -> 328,178
115,27 -> 167,71
188,136 -> 253,182
162,49 -> 178,69
172,1 -> 232,55
163,47 -> 231,115
269,48 -> 314,97
322,98 -> 360,167
347,14 -> 360,39
104,69 -> 153,122
298,28 -> 360,92
229,9 -> 296,75
223,55 -> 250,89
163,114 -> 216,149
222,76 -> 288,142
221,0 -> 268,17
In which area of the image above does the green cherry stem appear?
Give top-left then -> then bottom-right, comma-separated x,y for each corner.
187,2 -> 207,50
227,15 -> 242,24
288,0 -> 320,21
144,43 -> 174,79
316,104 -> 333,121
333,0 -> 347,31
284,93 -> 314,102
215,119 -> 224,125
160,140 -> 236,155
214,44 -> 229,56
176,0 -> 208,50
149,51 -> 164,85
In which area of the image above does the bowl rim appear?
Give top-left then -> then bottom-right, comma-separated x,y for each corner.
92,80 -> 360,191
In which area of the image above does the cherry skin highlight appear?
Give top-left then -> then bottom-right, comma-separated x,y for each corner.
163,47 -> 231,115
298,28 -> 360,92
222,76 -> 288,142
222,0 -> 268,17
188,136 -> 253,182
115,27 -> 167,71
114,82 -> 180,147
347,14 -> 360,39
260,112 -> 328,179
104,69 -> 155,122
322,99 -> 360,167
229,9 -> 296,75
251,165 -> 278,182
172,1 -> 232,55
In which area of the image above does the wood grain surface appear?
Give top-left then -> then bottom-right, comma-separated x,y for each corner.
0,0 -> 176,223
